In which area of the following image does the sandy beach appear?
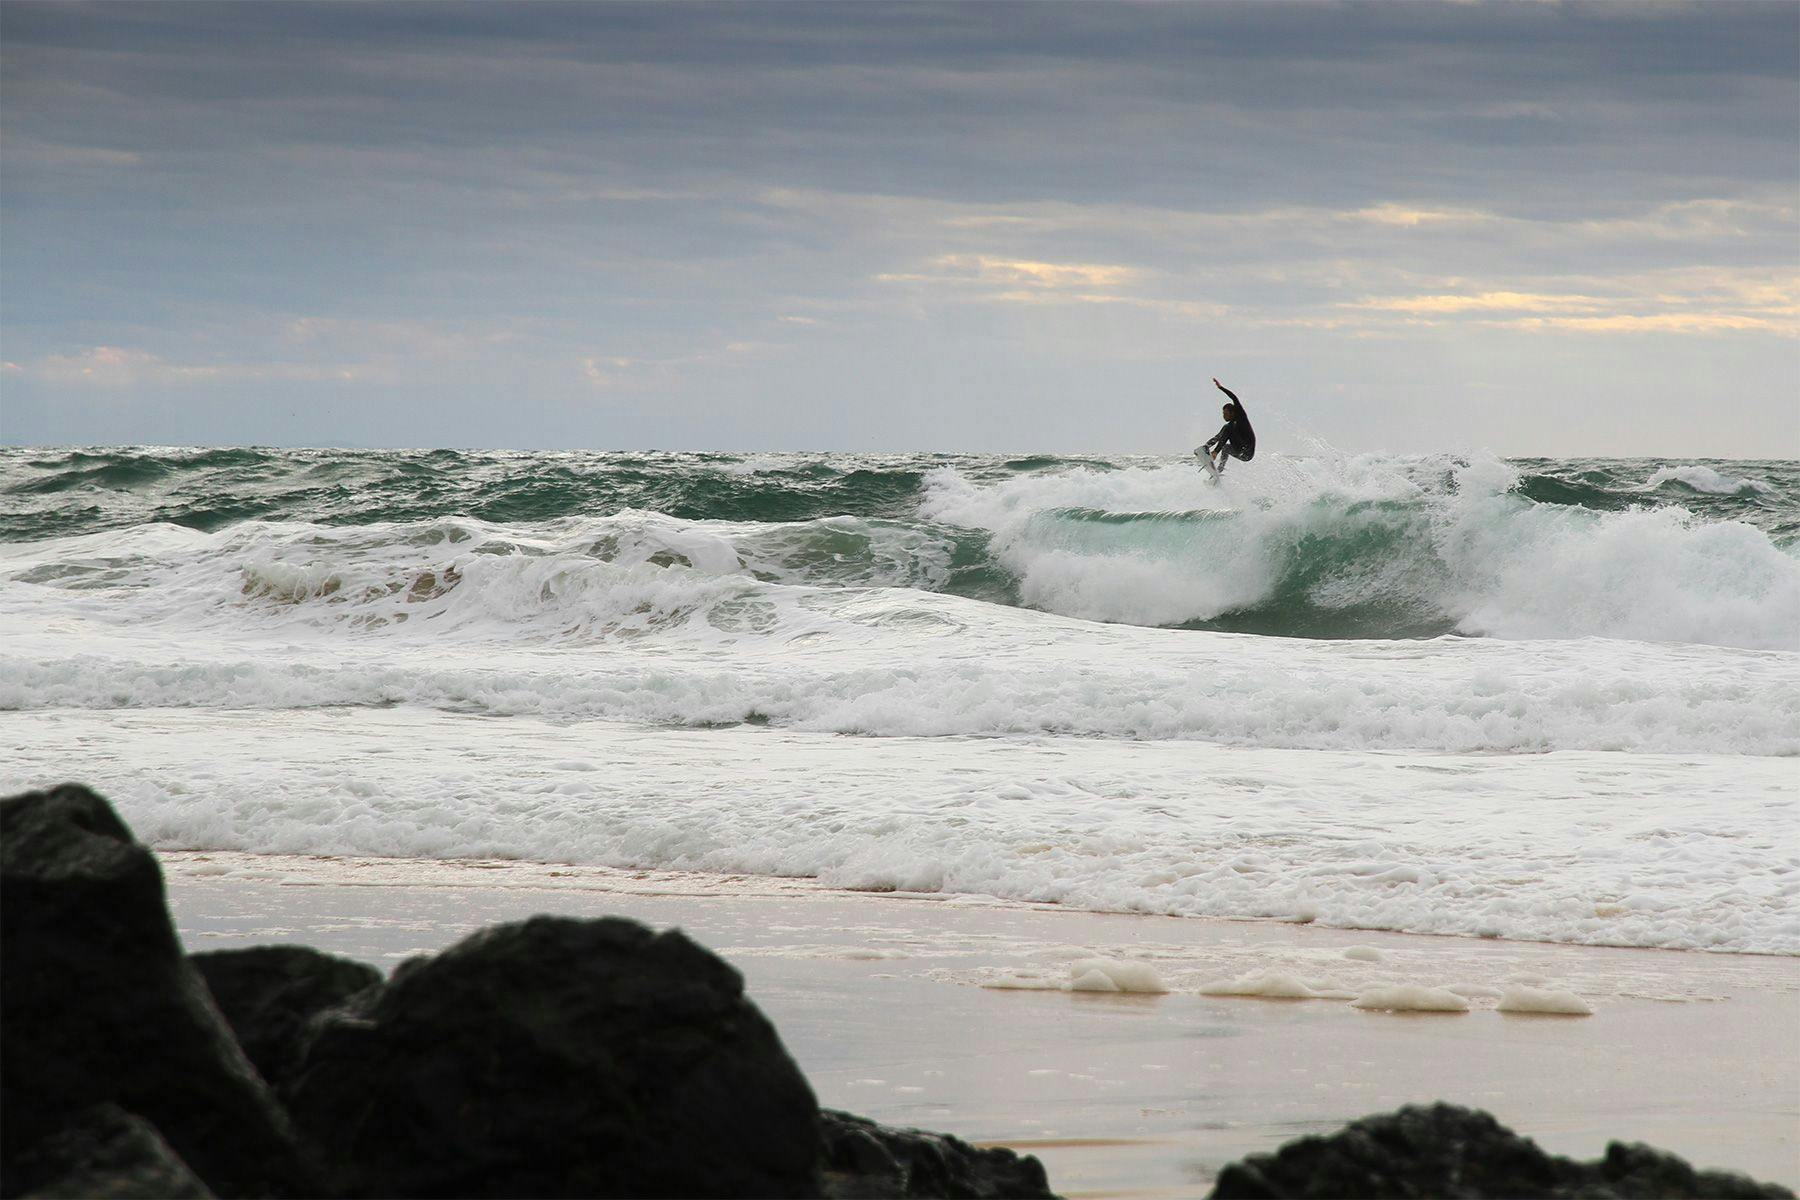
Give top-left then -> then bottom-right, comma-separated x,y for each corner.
164,852 -> 1800,1199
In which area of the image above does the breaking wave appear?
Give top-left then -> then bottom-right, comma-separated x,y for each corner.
3,450 -> 1797,755
919,454 -> 1800,648
2,448 -> 1796,650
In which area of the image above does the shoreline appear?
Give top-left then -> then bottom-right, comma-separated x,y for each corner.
164,850 -> 1800,1197
161,848 -> 1800,962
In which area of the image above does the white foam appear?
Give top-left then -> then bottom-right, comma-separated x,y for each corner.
1497,985 -> 1594,1015
1068,968 -> 1121,993
2,531 -> 1794,756
1200,971 -> 1338,1000
1342,945 -> 1386,962
917,454 -> 1799,651
4,707 -> 1795,954
1068,958 -> 1169,994
979,970 -> 1064,991
1646,465 -> 1774,496
1351,985 -> 1471,1013
1446,984 -> 1504,1001
1448,489 -> 1796,648
976,961 -> 1169,994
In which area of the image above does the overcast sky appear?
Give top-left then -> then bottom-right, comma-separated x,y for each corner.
3,1 -> 1796,456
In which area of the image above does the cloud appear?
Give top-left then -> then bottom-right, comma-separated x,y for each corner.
1493,312 -> 1790,334
877,253 -> 1141,291
283,317 -> 520,356
29,346 -> 359,387
2,137 -> 142,169
1347,204 -> 1493,228
579,336 -> 791,393
2,1 -> 1795,453
947,255 -> 1140,290
1350,292 -> 1607,315
1341,269 -> 1800,336
580,355 -> 639,389
764,185 -> 1789,280
20,317 -> 530,390
1578,197 -> 1799,242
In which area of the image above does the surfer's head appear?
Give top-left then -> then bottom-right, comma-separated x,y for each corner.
1222,403 -> 1238,421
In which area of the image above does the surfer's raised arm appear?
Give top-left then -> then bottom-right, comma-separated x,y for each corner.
1212,377 -> 1241,410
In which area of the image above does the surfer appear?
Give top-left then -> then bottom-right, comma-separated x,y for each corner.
1198,378 -> 1255,475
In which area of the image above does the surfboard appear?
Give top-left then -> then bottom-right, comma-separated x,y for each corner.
1195,451 -> 1222,483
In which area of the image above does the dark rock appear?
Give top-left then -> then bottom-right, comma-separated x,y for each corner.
1207,1103 -> 1794,1199
820,1109 -> 1058,1199
10,1105 -> 213,1199
1591,1141 -> 1796,1200
0,785 -> 323,1199
284,914 -> 824,1198
190,945 -> 382,1089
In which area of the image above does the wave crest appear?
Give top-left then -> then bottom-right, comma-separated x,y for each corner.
920,454 -> 1799,650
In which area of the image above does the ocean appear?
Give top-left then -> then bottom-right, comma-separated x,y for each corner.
3,447 -> 1796,953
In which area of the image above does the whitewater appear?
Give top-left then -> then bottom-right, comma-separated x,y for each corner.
3,447 -> 1796,952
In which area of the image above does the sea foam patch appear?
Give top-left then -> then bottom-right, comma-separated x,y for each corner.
1351,985 -> 1471,1013
1497,986 -> 1594,1016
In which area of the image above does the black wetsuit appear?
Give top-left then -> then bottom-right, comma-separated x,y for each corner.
1204,385 -> 1256,462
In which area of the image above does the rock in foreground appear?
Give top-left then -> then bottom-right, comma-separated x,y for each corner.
189,945 -> 381,1089
5,784 -> 1063,1199
821,1109 -> 1056,1199
1208,1103 -> 1795,1199
7,1104 -> 213,1200
283,914 -> 826,1198
0,785 -> 320,1199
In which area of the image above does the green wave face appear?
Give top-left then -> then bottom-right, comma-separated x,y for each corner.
0,449 -> 941,539
1514,459 -> 1795,532
996,496 -> 1456,638
2,448 -> 1795,643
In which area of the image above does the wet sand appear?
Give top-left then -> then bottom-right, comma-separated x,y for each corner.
164,853 -> 1800,1199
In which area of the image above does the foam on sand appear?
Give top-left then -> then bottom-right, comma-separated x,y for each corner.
1199,971 -> 1349,1000
973,959 -> 1168,995
1497,985 -> 1594,1016
977,971 -> 1065,992
1068,958 -> 1169,994
1351,985 -> 1471,1013
1447,984 -> 1505,1001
